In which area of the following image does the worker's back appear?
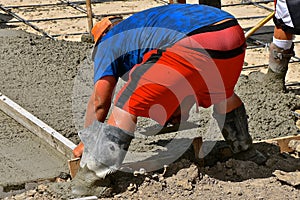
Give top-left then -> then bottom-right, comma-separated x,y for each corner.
93,4 -> 234,83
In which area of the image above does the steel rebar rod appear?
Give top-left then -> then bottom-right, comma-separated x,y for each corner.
250,31 -> 274,36
237,15 -> 272,21
51,32 -> 89,37
286,82 -> 300,87
243,57 -> 300,70
243,64 -> 268,70
1,12 -> 140,25
59,0 -> 88,14
222,0 -> 273,7
246,44 -> 266,49
250,0 -> 274,12
4,1 -> 107,9
1,15 -> 89,23
5,2 -> 69,9
154,0 -> 169,4
247,36 -> 268,46
0,4 -> 54,39
242,59 -> 300,70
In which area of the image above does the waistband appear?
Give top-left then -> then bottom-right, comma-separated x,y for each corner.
274,18 -> 300,35
187,19 -> 239,36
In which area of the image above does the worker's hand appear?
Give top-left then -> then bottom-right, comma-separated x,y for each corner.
73,142 -> 84,158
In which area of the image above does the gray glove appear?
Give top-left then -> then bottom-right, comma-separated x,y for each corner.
79,121 -> 133,178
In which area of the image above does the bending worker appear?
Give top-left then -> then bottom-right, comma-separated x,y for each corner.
263,0 -> 299,92
71,4 -> 266,197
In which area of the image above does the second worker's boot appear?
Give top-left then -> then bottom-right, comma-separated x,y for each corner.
71,165 -> 112,197
263,42 -> 294,92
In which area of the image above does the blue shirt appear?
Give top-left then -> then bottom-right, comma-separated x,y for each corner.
93,4 -> 234,83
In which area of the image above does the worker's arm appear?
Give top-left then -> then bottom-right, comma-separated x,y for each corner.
73,75 -> 117,158
107,106 -> 137,133
87,75 -> 117,126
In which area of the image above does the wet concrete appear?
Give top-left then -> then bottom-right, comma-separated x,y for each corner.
0,30 -> 92,143
0,111 -> 68,198
236,74 -> 299,140
0,30 -> 91,197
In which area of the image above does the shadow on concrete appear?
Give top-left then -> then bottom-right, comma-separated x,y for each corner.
104,138 -> 300,196
0,13 -> 17,29
203,141 -> 300,182
245,25 -> 274,47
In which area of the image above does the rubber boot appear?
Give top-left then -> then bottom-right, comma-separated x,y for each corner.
263,42 -> 294,92
71,166 -> 112,197
213,103 -> 267,165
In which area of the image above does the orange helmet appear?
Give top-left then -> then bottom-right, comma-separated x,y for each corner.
91,16 -> 123,43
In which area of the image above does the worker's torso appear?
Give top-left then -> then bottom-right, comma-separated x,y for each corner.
93,4 -> 234,83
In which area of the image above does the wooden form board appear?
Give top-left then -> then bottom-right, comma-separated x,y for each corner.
257,134 -> 300,153
0,92 -> 76,158
68,157 -> 81,178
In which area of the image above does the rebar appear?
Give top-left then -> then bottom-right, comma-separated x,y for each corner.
222,0 -> 273,7
250,1 -> 274,12
1,15 -> 89,23
0,4 -> 54,39
1,0 -> 299,69
4,1 -> 103,9
59,0 -> 87,14
1,11 -> 138,24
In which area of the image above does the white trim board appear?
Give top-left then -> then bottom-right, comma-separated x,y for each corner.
0,92 -> 76,158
